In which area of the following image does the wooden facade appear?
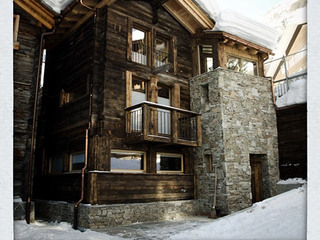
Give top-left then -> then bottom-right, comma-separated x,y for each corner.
276,103 -> 307,179
35,1 -> 203,204
14,0 -> 275,207
13,4 -> 43,198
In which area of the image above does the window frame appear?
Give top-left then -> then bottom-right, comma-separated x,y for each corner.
156,152 -> 184,173
69,151 -> 85,172
60,80 -> 89,107
130,24 -> 151,66
13,14 -> 20,50
226,55 -> 258,76
49,155 -> 64,174
110,149 -> 146,173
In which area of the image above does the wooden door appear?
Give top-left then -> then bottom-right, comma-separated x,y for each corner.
250,156 -> 264,203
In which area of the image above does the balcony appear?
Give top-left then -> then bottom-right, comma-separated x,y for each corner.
125,101 -> 201,147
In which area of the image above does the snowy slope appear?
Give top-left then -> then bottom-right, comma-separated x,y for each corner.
14,185 -> 307,240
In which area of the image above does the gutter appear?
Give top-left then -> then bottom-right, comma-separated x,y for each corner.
26,27 -> 56,224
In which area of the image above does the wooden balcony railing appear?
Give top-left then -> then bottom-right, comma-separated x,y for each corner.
125,101 -> 202,147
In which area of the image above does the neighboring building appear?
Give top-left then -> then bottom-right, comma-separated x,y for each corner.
14,0 -> 279,228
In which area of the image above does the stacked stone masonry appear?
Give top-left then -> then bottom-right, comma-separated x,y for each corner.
190,68 -> 279,215
35,200 -> 199,229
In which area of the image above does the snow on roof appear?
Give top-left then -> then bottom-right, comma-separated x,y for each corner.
41,0 -> 74,14
211,9 -> 279,50
193,0 -> 220,20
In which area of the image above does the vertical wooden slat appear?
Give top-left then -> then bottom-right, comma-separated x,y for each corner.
191,38 -> 198,76
212,38 -> 219,69
171,110 -> 178,143
142,103 -> 149,139
172,36 -> 178,75
171,83 -> 180,108
126,70 -> 132,107
127,17 -> 132,61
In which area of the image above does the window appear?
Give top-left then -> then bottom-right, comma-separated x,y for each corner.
199,45 -> 213,74
13,14 -> 20,50
70,152 -> 85,171
156,153 -> 183,173
155,36 -> 169,67
132,27 -> 148,65
227,56 -> 258,75
60,81 -> 88,106
157,84 -> 171,135
111,150 -> 145,172
49,156 -> 63,173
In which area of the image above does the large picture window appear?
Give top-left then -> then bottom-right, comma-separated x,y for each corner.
156,153 -> 183,173
227,56 -> 258,76
111,150 -> 145,172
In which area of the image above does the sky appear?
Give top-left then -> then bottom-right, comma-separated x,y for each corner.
214,0 -> 283,20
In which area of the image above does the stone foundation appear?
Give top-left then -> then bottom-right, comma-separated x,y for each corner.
35,199 -> 199,229
14,200 -> 35,222
190,68 -> 279,215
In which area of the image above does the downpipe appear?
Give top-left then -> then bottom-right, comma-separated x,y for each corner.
26,27 -> 56,224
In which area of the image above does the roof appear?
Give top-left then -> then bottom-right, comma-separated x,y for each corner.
14,0 -> 276,52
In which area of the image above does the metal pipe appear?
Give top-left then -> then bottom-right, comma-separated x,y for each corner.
26,27 -> 56,224
78,0 -> 95,11
73,128 -> 89,230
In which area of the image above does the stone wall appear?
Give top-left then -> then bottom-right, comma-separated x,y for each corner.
35,200 -> 198,229
190,68 -> 279,215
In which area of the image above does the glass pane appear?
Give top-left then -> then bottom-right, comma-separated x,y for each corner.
111,151 -> 144,171
227,56 -> 256,75
51,156 -> 63,173
155,38 -> 169,67
132,28 -> 147,65
200,45 -> 213,73
157,154 -> 182,172
72,153 -> 85,171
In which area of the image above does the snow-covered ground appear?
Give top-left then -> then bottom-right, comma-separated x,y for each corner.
14,185 -> 307,240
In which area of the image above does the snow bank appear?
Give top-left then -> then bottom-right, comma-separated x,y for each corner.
212,9 -> 279,50
276,77 -> 307,108
14,221 -> 123,240
169,186 -> 307,240
278,178 -> 307,185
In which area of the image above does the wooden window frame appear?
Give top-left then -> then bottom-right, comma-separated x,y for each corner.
13,14 -> 20,50
156,152 -> 184,173
48,155 -> 64,174
226,55 -> 259,76
69,151 -> 85,172
60,79 -> 89,107
110,149 -> 146,173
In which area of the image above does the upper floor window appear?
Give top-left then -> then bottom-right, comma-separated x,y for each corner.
227,56 -> 258,76
199,45 -> 213,74
155,36 -> 169,67
132,27 -> 148,65
60,81 -> 88,106
13,14 -> 20,50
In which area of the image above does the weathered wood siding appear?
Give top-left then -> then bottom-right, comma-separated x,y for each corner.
276,103 -> 307,179
40,17 -> 95,157
34,174 -> 82,201
88,172 -> 195,204
14,5 -> 42,198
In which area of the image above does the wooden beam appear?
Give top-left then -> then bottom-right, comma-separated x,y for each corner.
14,0 -> 55,29
237,43 -> 247,51
225,39 -> 235,46
249,48 -> 259,55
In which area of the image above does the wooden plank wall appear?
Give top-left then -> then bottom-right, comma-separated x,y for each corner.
40,17 -> 95,156
276,103 -> 307,179
90,172 -> 195,204
14,5 -> 42,198
103,2 -> 193,137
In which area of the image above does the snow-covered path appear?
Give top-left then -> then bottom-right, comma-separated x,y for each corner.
14,185 -> 306,240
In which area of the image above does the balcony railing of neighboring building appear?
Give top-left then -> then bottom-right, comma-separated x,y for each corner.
125,101 -> 202,147
264,49 -> 307,100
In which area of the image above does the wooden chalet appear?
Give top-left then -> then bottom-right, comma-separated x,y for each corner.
13,0 -> 274,225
